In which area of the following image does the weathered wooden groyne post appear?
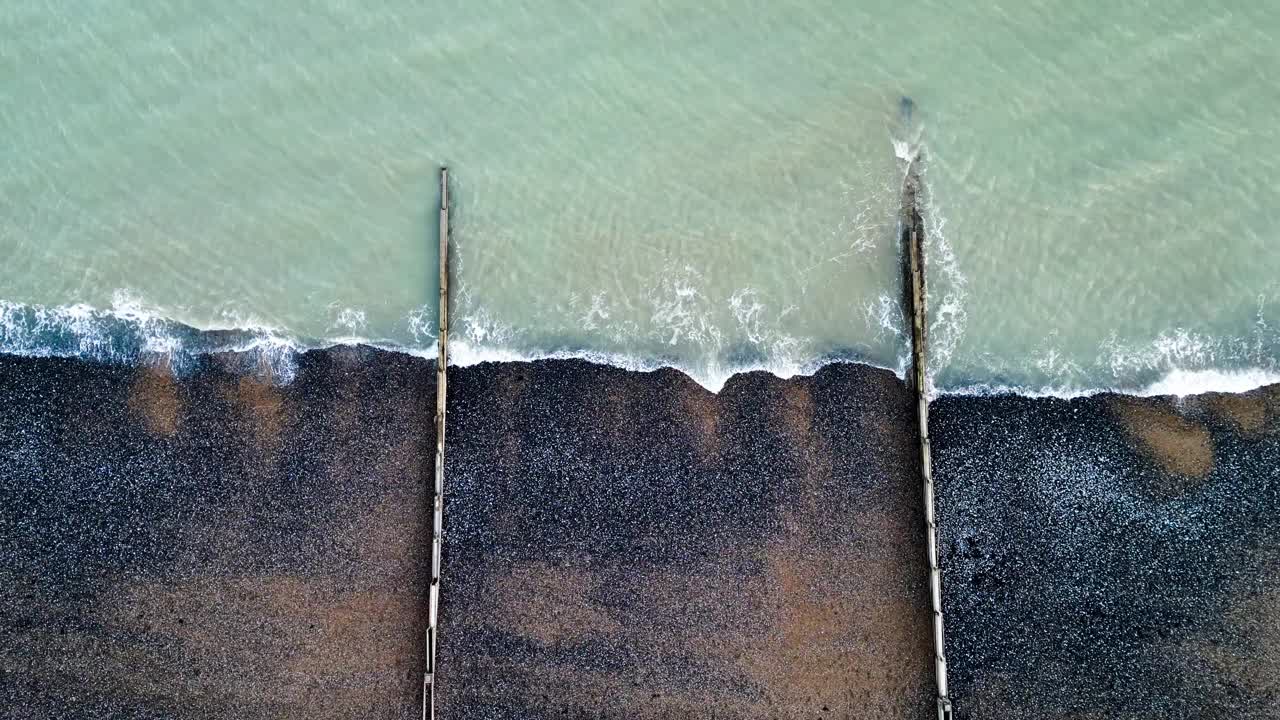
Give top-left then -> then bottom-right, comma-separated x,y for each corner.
900,126 -> 953,720
424,167 -> 450,720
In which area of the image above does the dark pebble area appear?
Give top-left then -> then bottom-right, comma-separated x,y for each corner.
437,359 -> 931,719
0,347 -> 434,720
2,346 -> 1277,719
0,350 -> 932,719
933,387 -> 1280,719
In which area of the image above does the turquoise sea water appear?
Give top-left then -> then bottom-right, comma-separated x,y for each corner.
3,1 -> 1278,394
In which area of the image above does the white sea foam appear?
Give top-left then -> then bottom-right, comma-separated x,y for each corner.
110,290 -> 185,355
644,263 -> 722,349
329,305 -> 369,335
1140,368 -> 1280,397
406,304 -> 435,344
941,336 -> 1280,400
892,124 -> 924,166
220,333 -> 305,384
915,169 -> 968,398
447,335 -> 847,393
446,278 -> 870,392
941,365 -> 1280,400
575,291 -> 612,332
0,293 -> 305,383
1,293 -> 1275,399
889,130 -> 971,398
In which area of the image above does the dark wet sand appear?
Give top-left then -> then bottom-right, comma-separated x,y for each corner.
933,387 -> 1280,719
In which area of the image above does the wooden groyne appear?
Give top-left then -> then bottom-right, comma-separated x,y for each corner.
424,167 -> 450,720
902,150 -> 953,720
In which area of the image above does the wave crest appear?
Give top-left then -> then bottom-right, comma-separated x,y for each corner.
1,294 -> 1275,399
0,295 -> 301,383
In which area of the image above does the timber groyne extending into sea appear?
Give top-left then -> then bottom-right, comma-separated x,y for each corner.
901,144 -> 953,720
423,167 -> 449,720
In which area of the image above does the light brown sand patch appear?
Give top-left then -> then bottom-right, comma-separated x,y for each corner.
444,553 -> 762,718
449,503 -> 929,718
1206,392 -> 1271,433
127,365 -> 183,436
108,576 -> 422,719
743,514 -> 930,714
1113,399 -> 1214,480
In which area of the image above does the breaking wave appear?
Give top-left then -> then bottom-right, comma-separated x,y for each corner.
2,124 -> 1275,402
0,293 -> 305,382
2,290 -> 1275,400
943,327 -> 1280,399
446,291 -> 890,393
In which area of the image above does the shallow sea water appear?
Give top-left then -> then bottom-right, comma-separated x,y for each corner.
3,0 -> 1277,394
